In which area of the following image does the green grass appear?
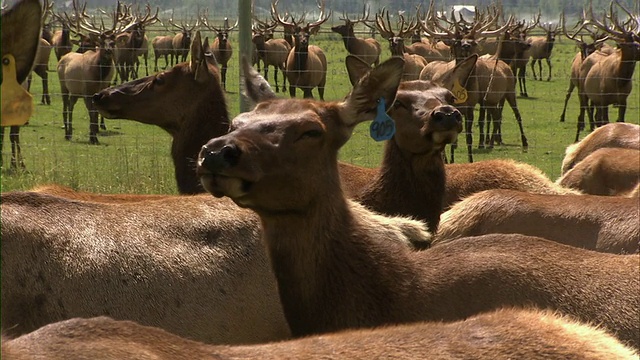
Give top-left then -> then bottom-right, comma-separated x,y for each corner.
2,29 -> 639,194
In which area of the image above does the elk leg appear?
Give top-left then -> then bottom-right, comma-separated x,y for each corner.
463,109 -> 474,163
270,67 -> 277,93
560,82 -> 575,123
143,54 -> 149,76
9,126 -> 24,169
221,65 -> 227,91
0,126 -> 5,168
616,103 -> 626,123
84,97 -> 100,145
62,93 -> 72,141
506,95 -> 528,150
289,85 -> 296,98
530,60 -> 537,81
537,60 -> 543,81
38,68 -> 51,105
318,79 -> 326,102
478,103 -> 486,149
545,58 -> 552,81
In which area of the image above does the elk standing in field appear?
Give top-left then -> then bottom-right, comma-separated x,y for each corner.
529,20 -> 559,81
201,14 -> 237,92
2,309 -> 638,360
113,4 -> 159,83
152,33 -> 175,71
56,1 -> 130,144
197,56 -> 639,346
331,5 -> 382,67
272,0 -> 329,99
559,15 -> 613,124
170,16 -> 198,64
1,0 -> 41,170
251,18 -> 291,93
576,1 -> 640,141
373,9 -> 428,81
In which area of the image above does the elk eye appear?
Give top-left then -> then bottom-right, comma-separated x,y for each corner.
154,76 -> 165,85
298,129 -> 323,140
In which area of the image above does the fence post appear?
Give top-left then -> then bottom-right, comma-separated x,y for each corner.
238,0 -> 252,113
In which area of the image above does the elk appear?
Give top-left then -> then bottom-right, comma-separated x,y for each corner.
560,122 -> 640,174
510,14 -> 540,97
272,0 -> 329,99
28,38 -> 52,106
529,21 -> 559,81
152,34 -> 175,71
373,8 -> 428,81
3,309 -> 638,360
331,5 -> 382,66
559,15 -> 613,124
1,0 -> 41,170
197,55 -> 640,347
251,19 -> 291,93
56,0 -> 131,144
557,147 -> 640,196
113,3 -> 159,83
201,13 -> 237,91
93,32 -> 226,194
170,16 -> 198,64
435,189 -> 639,254
576,1 -> 640,140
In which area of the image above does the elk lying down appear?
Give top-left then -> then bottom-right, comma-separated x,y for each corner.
2,308 -> 638,360
0,189 -> 430,343
435,189 -> 639,254
561,122 -> 640,175
30,183 -> 172,202
444,159 -> 580,210
557,147 -> 640,196
197,57 -> 639,347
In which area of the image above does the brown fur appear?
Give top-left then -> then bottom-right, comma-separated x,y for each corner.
3,309 -> 638,360
0,190 -> 291,344
445,159 -> 580,210
51,26 -> 72,61
528,24 -> 558,81
202,17 -> 236,91
251,33 -> 291,93
197,57 -> 640,346
561,122 -> 640,174
30,184 -> 173,202
557,147 -> 640,196
436,189 -> 640,254
93,32 -> 228,194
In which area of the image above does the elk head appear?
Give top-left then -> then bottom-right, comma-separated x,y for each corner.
585,0 -> 640,61
373,8 -> 419,56
331,4 -> 371,38
201,11 -> 238,48
271,0 -> 331,52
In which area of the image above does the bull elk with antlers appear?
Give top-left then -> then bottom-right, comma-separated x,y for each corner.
331,5 -> 382,67
576,1 -> 640,141
252,18 -> 291,93
113,3 -> 159,83
372,9 -> 428,81
529,20 -> 559,81
271,0 -> 329,99
170,16 -> 198,64
201,13 -> 237,91
56,0 -> 132,144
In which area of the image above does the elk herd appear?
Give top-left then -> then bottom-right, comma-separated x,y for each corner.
1,0 -> 640,359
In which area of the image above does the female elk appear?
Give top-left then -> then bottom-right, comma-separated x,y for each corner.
197,56 -> 639,346
3,309 -> 638,359
272,0 -> 329,100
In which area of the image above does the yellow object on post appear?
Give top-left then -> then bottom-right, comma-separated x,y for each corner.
1,54 -> 33,127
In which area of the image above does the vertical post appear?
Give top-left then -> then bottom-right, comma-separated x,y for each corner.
238,0 -> 252,113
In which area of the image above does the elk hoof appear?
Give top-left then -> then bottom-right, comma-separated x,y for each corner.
89,136 -> 99,145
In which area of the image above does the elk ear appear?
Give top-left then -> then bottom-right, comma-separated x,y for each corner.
202,36 -> 219,67
448,54 -> 477,88
1,0 -> 42,84
190,31 -> 209,84
339,57 -> 405,127
241,56 -> 276,105
345,55 -> 372,87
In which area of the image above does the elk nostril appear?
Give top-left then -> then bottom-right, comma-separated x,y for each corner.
200,144 -> 241,172
92,92 -> 105,103
433,106 -> 462,124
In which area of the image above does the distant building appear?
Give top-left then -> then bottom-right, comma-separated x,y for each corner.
451,5 -> 476,21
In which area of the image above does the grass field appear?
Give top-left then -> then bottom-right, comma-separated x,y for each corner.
1,26 -> 639,194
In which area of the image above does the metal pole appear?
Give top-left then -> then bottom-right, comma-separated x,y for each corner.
238,0 -> 252,113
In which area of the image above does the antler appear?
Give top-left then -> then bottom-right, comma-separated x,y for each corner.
307,0 -> 331,30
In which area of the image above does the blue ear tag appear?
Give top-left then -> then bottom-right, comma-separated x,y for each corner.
369,97 -> 396,142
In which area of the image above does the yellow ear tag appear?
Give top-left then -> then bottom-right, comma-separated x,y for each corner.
2,54 -> 34,127
452,79 -> 468,104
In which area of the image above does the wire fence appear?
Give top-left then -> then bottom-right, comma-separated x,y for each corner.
2,11 -> 639,193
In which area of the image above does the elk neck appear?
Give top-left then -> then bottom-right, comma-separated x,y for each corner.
258,179 -> 426,336
292,45 -> 309,71
355,139 -> 446,233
